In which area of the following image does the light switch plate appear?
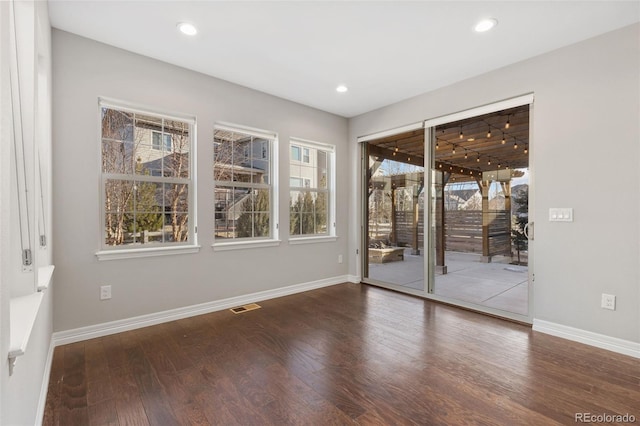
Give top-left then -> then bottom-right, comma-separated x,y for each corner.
549,208 -> 573,222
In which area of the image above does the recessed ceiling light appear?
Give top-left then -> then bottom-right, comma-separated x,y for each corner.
177,22 -> 197,36
336,85 -> 348,93
474,18 -> 498,33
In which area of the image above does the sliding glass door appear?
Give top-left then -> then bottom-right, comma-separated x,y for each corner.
359,96 -> 533,322
361,129 -> 425,293
426,103 -> 531,319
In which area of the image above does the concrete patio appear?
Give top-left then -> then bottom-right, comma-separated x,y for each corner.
368,249 -> 528,315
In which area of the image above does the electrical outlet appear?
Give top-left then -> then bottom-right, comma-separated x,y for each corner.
100,285 -> 112,300
601,293 -> 615,310
338,254 -> 343,264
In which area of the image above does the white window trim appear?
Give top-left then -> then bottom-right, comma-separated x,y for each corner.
213,123 -> 279,245
212,239 -> 281,251
96,245 -> 201,261
288,137 -> 337,241
96,98 -> 198,259
289,235 -> 338,245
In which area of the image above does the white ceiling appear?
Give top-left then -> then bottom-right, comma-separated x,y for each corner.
48,1 -> 640,118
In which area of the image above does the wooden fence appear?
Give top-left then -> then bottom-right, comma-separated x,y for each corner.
444,210 -> 511,256
395,211 -> 424,248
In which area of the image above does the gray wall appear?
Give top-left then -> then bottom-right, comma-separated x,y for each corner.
349,24 -> 640,343
52,30 -> 349,332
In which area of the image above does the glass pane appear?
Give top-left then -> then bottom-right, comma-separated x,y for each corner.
101,108 -> 133,142
365,150 -> 424,289
299,164 -> 315,189
314,192 -> 328,234
102,108 -> 134,174
290,190 -> 302,235
214,187 -> 235,239
253,213 -> 270,237
291,145 -> 301,161
133,181 -> 163,244
247,156 -> 268,184
213,132 -> 252,182
165,213 -> 189,243
301,213 -> 314,235
164,183 -> 189,213
102,139 -> 134,174
317,150 -> 328,189
133,143 -> 158,176
104,178 -> 135,246
235,194 -> 254,238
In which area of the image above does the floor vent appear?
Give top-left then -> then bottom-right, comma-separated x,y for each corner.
230,303 -> 261,314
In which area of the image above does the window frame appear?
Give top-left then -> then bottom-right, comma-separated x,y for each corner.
96,98 -> 199,260
288,137 -> 336,243
213,122 -> 280,250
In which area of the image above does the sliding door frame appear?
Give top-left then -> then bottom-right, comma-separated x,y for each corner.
423,94 -> 535,324
357,94 -> 534,324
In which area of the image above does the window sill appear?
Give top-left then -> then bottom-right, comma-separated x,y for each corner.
9,292 -> 44,375
37,265 -> 55,291
213,239 -> 281,251
96,245 -> 201,261
289,235 -> 338,245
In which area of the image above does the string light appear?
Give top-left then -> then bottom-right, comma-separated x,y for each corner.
435,141 -> 439,150
487,126 -> 492,138
498,163 -> 502,168
452,145 -> 456,154
501,132 -> 506,144
464,151 -> 468,159
459,126 -> 464,139
514,138 -> 518,149
505,115 -> 510,129
488,159 -> 491,166
477,154 -> 480,163
524,144 -> 528,154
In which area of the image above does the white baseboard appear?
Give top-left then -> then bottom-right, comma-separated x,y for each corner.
347,274 -> 361,283
52,275 -> 349,347
532,319 -> 640,359
35,339 -> 55,426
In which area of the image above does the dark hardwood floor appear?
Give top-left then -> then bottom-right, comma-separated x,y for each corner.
43,283 -> 640,425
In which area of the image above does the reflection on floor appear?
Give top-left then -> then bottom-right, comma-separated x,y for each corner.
368,249 -> 528,316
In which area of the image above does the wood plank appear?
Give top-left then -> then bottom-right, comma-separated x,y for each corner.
59,342 -> 89,425
42,284 -> 640,425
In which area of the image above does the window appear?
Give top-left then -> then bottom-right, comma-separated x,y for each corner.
289,138 -> 335,238
291,145 -> 301,162
214,124 -> 278,244
152,131 -> 172,151
98,99 -> 196,256
291,145 -> 310,163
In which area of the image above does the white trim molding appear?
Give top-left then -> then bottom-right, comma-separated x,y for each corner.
36,339 -> 56,426
357,121 -> 423,143
533,319 -> 640,359
423,93 -> 534,128
52,275 -> 349,346
347,275 -> 361,284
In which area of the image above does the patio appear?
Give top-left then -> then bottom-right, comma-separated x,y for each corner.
368,249 -> 528,315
